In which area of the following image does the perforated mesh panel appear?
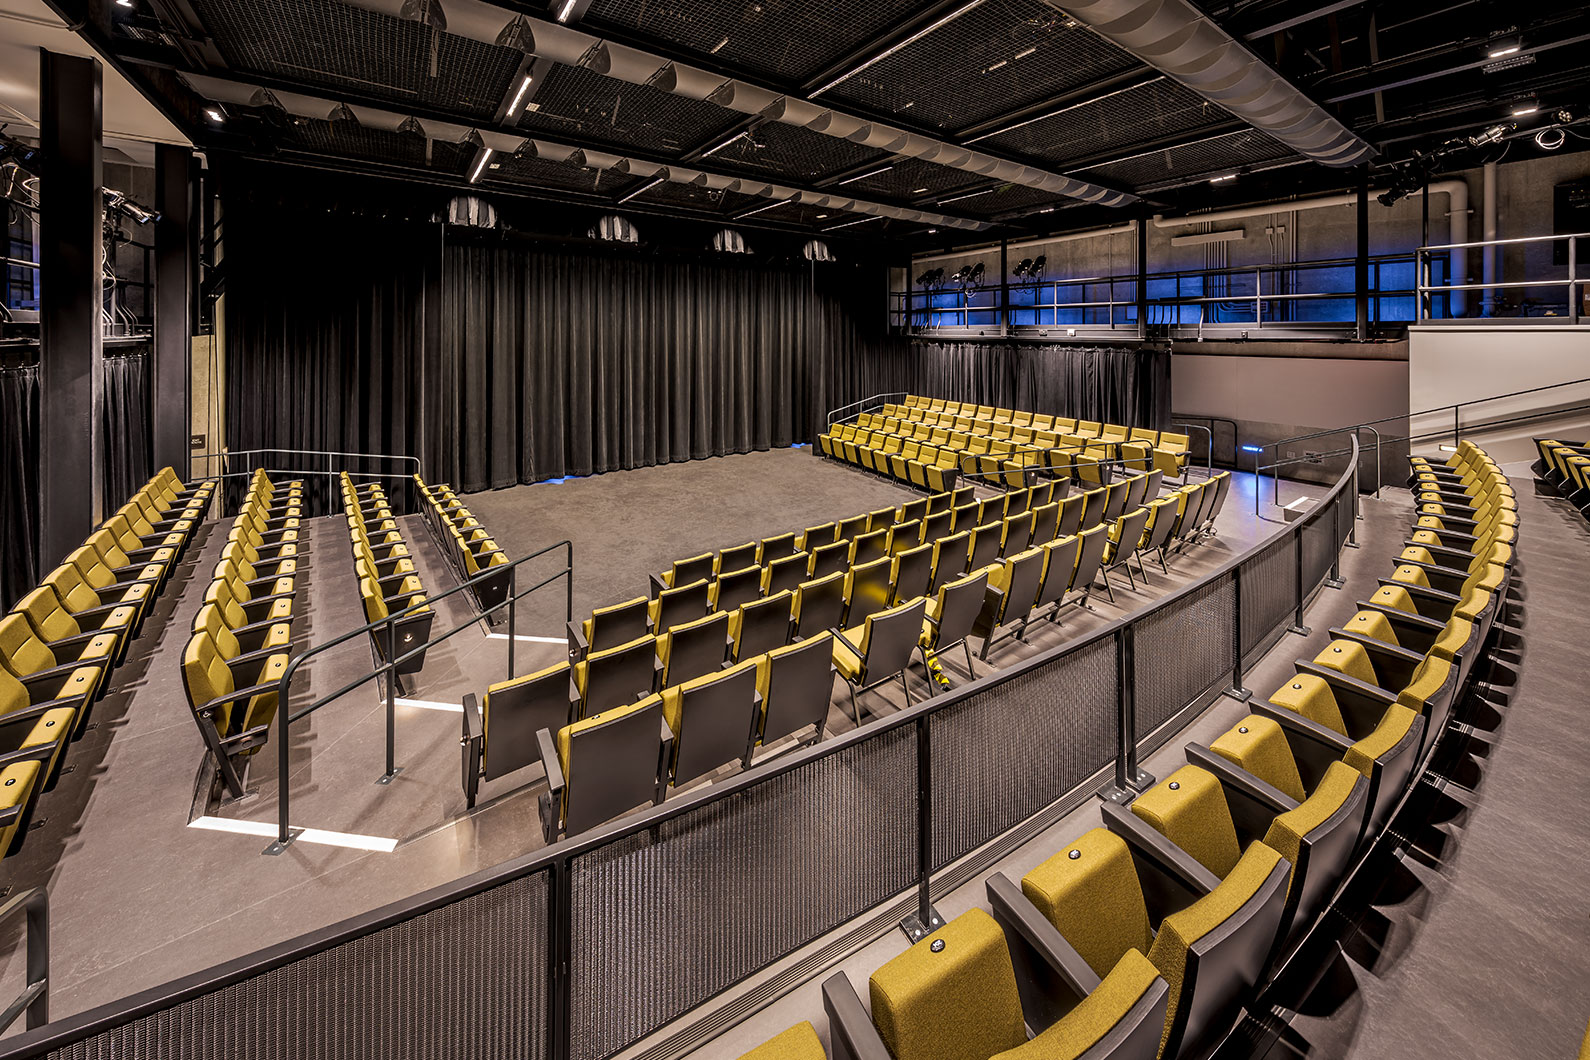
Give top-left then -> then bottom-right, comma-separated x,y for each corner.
980,79 -> 1224,168
1133,573 -> 1234,749
45,874 -> 549,1060
492,152 -> 617,194
1301,500 -> 1338,593
567,727 -> 918,1060
834,158 -> 982,203
585,0 -> 930,84
1240,535 -> 1298,663
826,0 -> 1141,132
930,636 -> 1116,869
518,65 -> 741,156
1076,129 -> 1297,193
950,183 -> 1077,219
633,181 -> 766,215
711,122 -> 888,183
192,0 -> 520,122
279,118 -> 472,174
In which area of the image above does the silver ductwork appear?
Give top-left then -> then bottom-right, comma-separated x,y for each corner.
178,72 -> 996,231
1048,0 -> 1374,168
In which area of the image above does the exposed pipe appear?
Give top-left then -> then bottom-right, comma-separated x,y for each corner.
912,222 -> 1138,264
1482,161 -> 1498,316
1154,180 -> 1470,314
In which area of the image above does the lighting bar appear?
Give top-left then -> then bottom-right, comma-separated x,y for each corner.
810,0 -> 988,98
507,74 -> 535,117
1487,43 -> 1520,59
556,0 -> 577,22
1209,173 -> 1237,184
738,198 -> 791,217
205,107 -> 224,123
469,147 -> 494,183
699,130 -> 751,158
836,165 -> 894,186
938,187 -> 995,204
825,215 -> 880,231
1240,445 -> 1263,453
1511,103 -> 1539,117
618,176 -> 667,203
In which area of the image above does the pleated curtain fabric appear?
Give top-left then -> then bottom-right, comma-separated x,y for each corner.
0,365 -> 40,610
101,351 -> 153,512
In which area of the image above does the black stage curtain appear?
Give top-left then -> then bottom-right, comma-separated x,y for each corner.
0,366 -> 39,610
827,339 -> 1171,432
102,351 -> 152,510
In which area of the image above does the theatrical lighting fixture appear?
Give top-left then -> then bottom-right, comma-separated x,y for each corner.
507,74 -> 535,117
204,108 -> 224,123
1029,254 -> 1045,277
103,189 -> 159,225
0,133 -> 42,176
556,0 -> 577,22
1209,173 -> 1237,184
1511,102 -> 1539,117
1468,123 -> 1510,147
469,147 -> 494,183
1486,38 -> 1521,59
1535,127 -> 1566,150
1012,257 -> 1033,278
836,165 -> 894,186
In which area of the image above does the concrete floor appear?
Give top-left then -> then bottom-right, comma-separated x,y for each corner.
0,449 -> 1313,1036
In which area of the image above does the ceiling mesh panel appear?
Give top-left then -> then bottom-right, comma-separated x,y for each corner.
517,64 -> 743,156
278,118 -> 472,173
583,0 -> 929,85
829,157 -> 983,202
980,78 -> 1228,168
191,0 -> 520,121
1075,129 -> 1298,192
825,0 -> 1142,132
710,122 -> 888,183
632,181 -> 767,214
937,182 -> 1075,218
491,152 -> 621,194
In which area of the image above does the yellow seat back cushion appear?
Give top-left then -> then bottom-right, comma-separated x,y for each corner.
1428,617 -> 1472,662
1312,641 -> 1378,686
1268,675 -> 1348,736
1262,760 -> 1362,871
734,1022 -> 826,1060
1398,655 -> 1451,712
1342,611 -> 1398,648
1146,842 -> 1284,1056
1021,828 -> 1151,980
1343,705 -> 1419,777
869,908 -> 1026,1060
1130,766 -> 1242,879
990,949 -> 1161,1060
1209,716 -> 1305,802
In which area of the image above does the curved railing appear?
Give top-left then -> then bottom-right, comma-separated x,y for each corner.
0,440 -> 1361,1060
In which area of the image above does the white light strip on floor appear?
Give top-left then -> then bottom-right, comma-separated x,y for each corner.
188,816 -> 399,853
395,697 -> 464,713
485,633 -> 565,644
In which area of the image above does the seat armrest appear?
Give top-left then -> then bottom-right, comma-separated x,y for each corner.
648,573 -> 668,600
566,621 -> 588,661
1356,600 -> 1446,634
1102,801 -> 1221,905
535,728 -> 564,800
1291,662 -> 1398,736
43,630 -> 110,654
20,663 -> 102,692
828,627 -> 865,660
822,974 -> 894,1060
0,698 -> 85,727
1324,630 -> 1427,686
1252,702 -> 1354,791
986,871 -> 1100,1027
1185,744 -> 1299,845
227,646 -> 289,680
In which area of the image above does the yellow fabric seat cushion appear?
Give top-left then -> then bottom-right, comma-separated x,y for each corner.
1428,617 -> 1472,661
1263,760 -> 1362,870
1146,842 -> 1284,1056
1209,716 -> 1306,802
1343,705 -> 1419,777
1130,766 -> 1242,879
735,1023 -> 826,1060
1341,610 -> 1398,647
1397,655 -> 1451,712
1269,675 -> 1349,736
868,908 -> 1026,1060
990,949 -> 1162,1060
1312,641 -> 1378,685
831,625 -> 867,681
1021,828 -> 1152,980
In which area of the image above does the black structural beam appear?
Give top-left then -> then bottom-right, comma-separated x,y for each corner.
38,48 -> 104,568
1355,166 -> 1370,340
153,143 -> 193,472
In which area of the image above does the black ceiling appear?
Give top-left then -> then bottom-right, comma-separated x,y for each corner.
82,0 -> 1590,243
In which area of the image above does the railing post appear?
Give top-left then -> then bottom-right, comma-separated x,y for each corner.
507,564 -> 518,680
379,616 -> 400,784
1570,236 -> 1579,326
1226,565 -> 1250,701
1099,626 -> 1152,803
24,890 -> 47,1030
266,668 -> 295,855
900,716 -> 942,942
1289,525 -> 1311,637
1326,492 -> 1346,590
549,856 -> 572,1060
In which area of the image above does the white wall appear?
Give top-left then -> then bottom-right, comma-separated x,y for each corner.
1408,325 -> 1590,462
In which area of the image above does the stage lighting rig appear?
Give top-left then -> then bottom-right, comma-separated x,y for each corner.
104,189 -> 159,225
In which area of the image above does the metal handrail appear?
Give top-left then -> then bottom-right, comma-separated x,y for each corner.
266,533 -> 574,853
1417,230 -> 1583,322
1171,419 -> 1223,479
0,889 -> 48,1034
827,392 -> 907,427
0,443 -> 1361,1060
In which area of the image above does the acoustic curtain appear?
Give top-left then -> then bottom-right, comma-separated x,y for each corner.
224,211 -> 1172,493
102,351 -> 152,512
0,366 -> 39,610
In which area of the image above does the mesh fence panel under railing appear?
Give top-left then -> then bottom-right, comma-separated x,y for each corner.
41,872 -> 550,1060
1302,498 -> 1340,593
567,726 -> 919,1060
1240,535 -> 1300,666
1133,573 -> 1236,752
929,636 -> 1118,871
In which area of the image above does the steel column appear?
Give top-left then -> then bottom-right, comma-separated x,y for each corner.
1135,219 -> 1148,338
153,144 -> 193,473
1355,168 -> 1370,340
38,49 -> 104,569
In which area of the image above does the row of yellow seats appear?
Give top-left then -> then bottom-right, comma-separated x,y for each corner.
737,450 -> 1511,1060
413,475 -> 511,613
851,412 -> 1158,482
0,467 -> 212,856
181,470 -> 298,801
343,474 -> 433,678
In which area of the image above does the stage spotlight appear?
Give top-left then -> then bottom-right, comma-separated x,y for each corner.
104,189 -> 159,225
967,262 -> 985,287
1030,255 -> 1046,277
